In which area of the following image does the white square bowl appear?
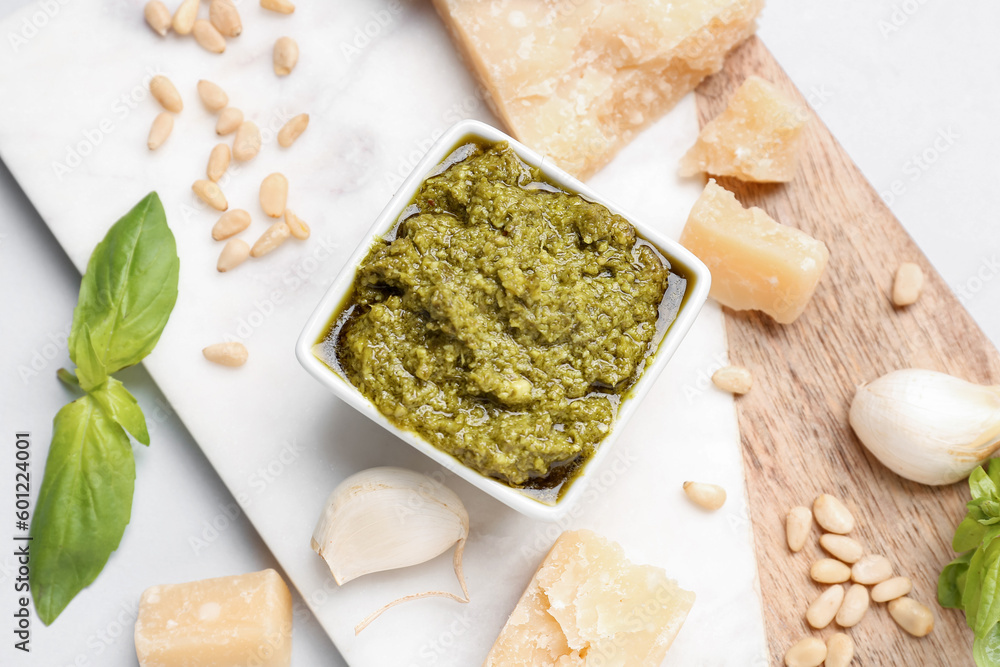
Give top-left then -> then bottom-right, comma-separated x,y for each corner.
296,119 -> 711,521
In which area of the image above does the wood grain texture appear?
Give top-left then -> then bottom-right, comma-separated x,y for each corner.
694,36 -> 1000,666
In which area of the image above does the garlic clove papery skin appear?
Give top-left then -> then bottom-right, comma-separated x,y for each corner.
311,467 -> 469,585
849,369 -> 1000,485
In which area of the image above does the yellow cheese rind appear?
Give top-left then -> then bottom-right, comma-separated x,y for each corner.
134,568 -> 293,667
680,180 -> 829,324
484,530 -> 695,667
680,76 -> 808,182
432,0 -> 765,179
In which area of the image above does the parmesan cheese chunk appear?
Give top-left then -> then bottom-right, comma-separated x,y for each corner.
433,0 -> 765,179
680,76 -> 808,182
680,180 -> 829,324
134,569 -> 293,667
484,530 -> 695,667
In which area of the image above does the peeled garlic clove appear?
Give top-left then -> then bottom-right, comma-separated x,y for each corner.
849,369 -> 1000,485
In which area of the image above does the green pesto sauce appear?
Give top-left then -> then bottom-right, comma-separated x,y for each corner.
319,141 -> 686,495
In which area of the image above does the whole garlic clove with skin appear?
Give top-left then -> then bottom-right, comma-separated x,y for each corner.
849,369 -> 1000,485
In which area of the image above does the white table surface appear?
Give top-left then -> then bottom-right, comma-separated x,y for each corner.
2,1 -> 998,666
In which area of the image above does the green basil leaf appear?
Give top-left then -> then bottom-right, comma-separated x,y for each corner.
975,622 -> 1000,666
71,323 -> 107,392
68,192 -> 179,377
971,467 -> 997,503
966,544 -> 990,629
29,394 -> 135,624
977,539 -> 1000,637
941,552 -> 975,609
957,517 -> 990,552
91,378 -> 149,446
989,458 -> 1000,490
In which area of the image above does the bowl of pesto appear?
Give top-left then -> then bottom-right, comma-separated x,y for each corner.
296,120 -> 710,520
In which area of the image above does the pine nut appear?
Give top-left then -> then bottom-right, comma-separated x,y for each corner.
805,584 -> 843,629
285,209 -> 310,240
260,173 -> 289,218
273,36 -> 299,76
212,209 -> 251,241
851,554 -> 893,585
825,633 -> 854,667
835,583 -> 869,627
149,75 -> 183,113
172,0 -> 198,35
888,597 -> 934,637
810,558 -> 851,584
209,0 -> 242,37
892,262 -> 924,307
203,342 -> 248,367
682,481 -> 726,511
147,112 -> 173,150
871,576 -> 912,603
711,365 -> 753,394
786,506 -> 812,552
192,179 -> 228,211
197,80 -> 229,112
250,221 -> 291,258
207,143 -> 231,182
217,239 -> 250,272
819,534 -> 863,564
278,113 -> 309,147
813,494 -> 854,534
144,1 -> 171,36
216,107 -> 244,135
261,0 -> 295,14
783,637 -> 826,667
233,121 -> 262,161
193,19 -> 226,54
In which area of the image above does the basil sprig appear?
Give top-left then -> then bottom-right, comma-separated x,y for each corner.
30,193 -> 179,624
940,459 -> 1000,664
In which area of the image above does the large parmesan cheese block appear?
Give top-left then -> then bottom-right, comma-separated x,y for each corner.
432,0 -> 766,179
134,569 -> 293,667
680,180 -> 829,324
680,76 -> 808,182
483,530 -> 695,666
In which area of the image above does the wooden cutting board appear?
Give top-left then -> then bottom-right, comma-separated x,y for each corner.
694,35 -> 1000,665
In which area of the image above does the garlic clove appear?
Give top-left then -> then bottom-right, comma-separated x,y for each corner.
849,369 -> 1000,485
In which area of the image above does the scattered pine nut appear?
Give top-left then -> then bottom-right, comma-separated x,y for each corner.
682,481 -> 726,511
216,107 -> 244,135
193,19 -> 226,54
260,173 -> 289,217
786,506 -> 812,552
278,113 -> 309,147
871,576 -> 912,603
834,583 -> 869,628
813,494 -> 854,534
203,342 -> 248,367
892,262 -> 924,307
825,633 -> 854,667
212,209 -> 251,241
217,239 -> 250,272
172,0 -> 199,35
285,209 -> 310,240
209,0 -> 242,37
233,120 -> 262,161
273,36 -> 299,76
851,554 -> 893,585
805,585 -> 843,629
197,80 -> 229,112
144,0 -> 171,36
192,179 -> 228,211
819,534 -> 863,564
810,559 -> 851,584
888,597 -> 934,637
261,0 -> 295,14
149,75 -> 183,113
207,143 -> 231,182
147,112 -> 173,150
251,221 -> 291,258
783,637 -> 826,667
711,365 -> 753,394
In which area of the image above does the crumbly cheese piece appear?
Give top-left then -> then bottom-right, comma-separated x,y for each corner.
680,76 -> 808,182
433,0 -> 765,179
134,569 -> 293,667
680,180 -> 829,324
484,530 -> 695,666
